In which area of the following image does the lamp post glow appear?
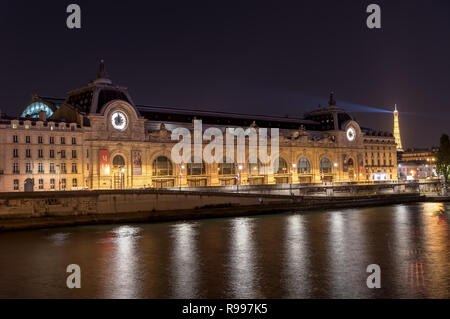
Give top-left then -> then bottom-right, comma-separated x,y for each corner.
334,162 -> 339,184
237,165 -> 243,193
291,163 -> 296,195
179,165 -> 184,190
120,167 -> 125,189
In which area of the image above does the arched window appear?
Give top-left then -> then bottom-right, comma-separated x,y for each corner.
248,160 -> 264,175
152,156 -> 173,176
187,158 -> 206,176
218,158 -> 236,175
113,155 -> 125,168
347,158 -> 354,167
298,158 -> 311,174
320,158 -> 332,174
276,158 -> 288,174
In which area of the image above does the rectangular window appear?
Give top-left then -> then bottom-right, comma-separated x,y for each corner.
38,179 -> 44,190
13,149 -> 18,158
61,150 -> 66,159
50,178 -> 55,189
61,137 -> 65,144
26,163 -> 32,173
72,163 -> 77,173
38,163 -> 44,173
72,137 -> 77,145
61,163 -> 66,174
14,179 -> 19,190
50,149 -> 55,158
61,178 -> 66,190
26,149 -> 31,158
50,163 -> 55,173
38,149 -> 43,158
13,163 -> 19,174
72,178 -> 78,188
50,136 -> 55,144
26,136 -> 31,144
72,150 -> 77,159
38,136 -> 43,144
13,135 -> 18,143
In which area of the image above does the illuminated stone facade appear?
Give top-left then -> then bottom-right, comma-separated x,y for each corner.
0,62 -> 398,192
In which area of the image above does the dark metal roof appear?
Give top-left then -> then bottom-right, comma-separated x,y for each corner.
136,104 -> 321,130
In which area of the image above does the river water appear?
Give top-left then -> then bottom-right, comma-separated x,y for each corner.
0,202 -> 449,299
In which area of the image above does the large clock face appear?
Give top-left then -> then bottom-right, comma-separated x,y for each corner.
346,127 -> 356,142
111,111 -> 127,131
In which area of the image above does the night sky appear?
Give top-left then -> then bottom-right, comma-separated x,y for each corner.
1,0 -> 449,148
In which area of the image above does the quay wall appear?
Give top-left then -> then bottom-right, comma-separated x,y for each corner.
0,188 -> 436,231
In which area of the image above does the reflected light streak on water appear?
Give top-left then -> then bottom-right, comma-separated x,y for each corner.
170,222 -> 199,298
109,225 -> 141,298
0,203 -> 449,298
227,218 -> 257,298
327,212 -> 346,297
420,202 -> 449,298
283,214 -> 310,298
392,204 -> 415,296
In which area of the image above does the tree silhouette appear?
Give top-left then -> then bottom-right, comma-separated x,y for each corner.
436,134 -> 450,189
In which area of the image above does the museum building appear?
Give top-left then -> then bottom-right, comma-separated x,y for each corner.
0,61 -> 398,192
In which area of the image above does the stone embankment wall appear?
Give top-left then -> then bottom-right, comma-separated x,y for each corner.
0,189 -> 434,231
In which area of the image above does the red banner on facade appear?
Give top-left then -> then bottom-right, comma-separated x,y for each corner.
132,150 -> 142,175
99,149 -> 110,175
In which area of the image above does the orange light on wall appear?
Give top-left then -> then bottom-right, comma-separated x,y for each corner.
99,149 -> 110,176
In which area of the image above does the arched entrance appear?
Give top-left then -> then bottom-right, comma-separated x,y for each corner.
112,155 -> 126,189
24,178 -> 34,192
152,156 -> 175,188
320,158 -> 333,182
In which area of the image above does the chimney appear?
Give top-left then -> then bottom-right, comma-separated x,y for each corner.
38,110 -> 47,121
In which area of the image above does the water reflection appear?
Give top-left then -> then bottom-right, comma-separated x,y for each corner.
227,218 -> 257,298
0,203 -> 449,298
327,211 -> 368,298
420,202 -> 449,298
170,222 -> 199,298
45,232 -> 71,246
283,214 -> 310,298
107,225 -> 141,298
392,204 -> 423,297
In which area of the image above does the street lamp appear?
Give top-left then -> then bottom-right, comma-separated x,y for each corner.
333,162 -> 339,185
120,167 -> 125,189
179,165 -> 185,190
237,165 -> 243,193
291,163 -> 296,195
